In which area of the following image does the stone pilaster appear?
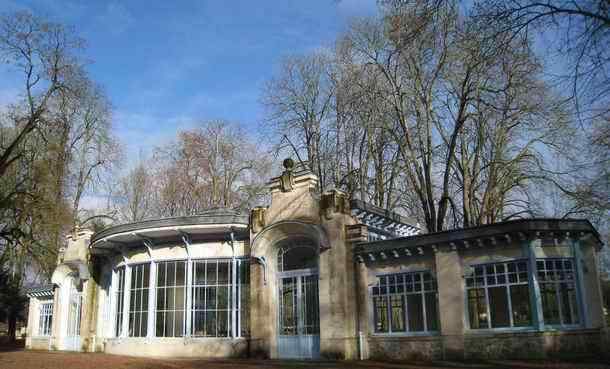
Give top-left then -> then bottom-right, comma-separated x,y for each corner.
435,248 -> 465,359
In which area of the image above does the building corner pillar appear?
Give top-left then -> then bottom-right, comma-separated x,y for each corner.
435,248 -> 465,359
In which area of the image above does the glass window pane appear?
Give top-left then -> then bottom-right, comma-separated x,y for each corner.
488,286 -> 510,328
206,310 -> 217,337
407,294 -> 424,331
207,262 -> 217,284
218,261 -> 229,284
143,264 -> 150,288
157,263 -> 166,286
468,288 -> 487,329
176,262 -> 185,286
373,296 -> 388,333
167,262 -> 176,286
156,312 -> 165,337
194,262 -> 204,284
390,295 -> 405,332
425,292 -> 439,331
560,282 -> 579,325
510,284 -> 532,327
540,283 -> 560,324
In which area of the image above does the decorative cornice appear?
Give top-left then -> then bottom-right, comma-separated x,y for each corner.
354,218 -> 603,263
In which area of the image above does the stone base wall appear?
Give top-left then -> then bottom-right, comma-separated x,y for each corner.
464,329 -> 604,360
320,337 -> 359,360
368,335 -> 443,361
104,337 -> 249,358
26,337 -> 51,350
599,328 -> 610,359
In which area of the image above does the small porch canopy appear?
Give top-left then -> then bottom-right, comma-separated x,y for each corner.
26,284 -> 54,299
353,218 -> 603,263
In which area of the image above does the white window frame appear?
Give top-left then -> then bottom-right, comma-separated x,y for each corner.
38,301 -> 53,336
369,270 -> 439,336
464,259 -> 534,331
536,257 -> 581,328
111,256 -> 251,339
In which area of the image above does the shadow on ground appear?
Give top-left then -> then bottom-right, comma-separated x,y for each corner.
0,338 -> 24,352
0,350 -> 608,369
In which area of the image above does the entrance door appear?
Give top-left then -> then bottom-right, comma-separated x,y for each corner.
65,284 -> 82,351
276,240 -> 320,359
278,270 -> 320,359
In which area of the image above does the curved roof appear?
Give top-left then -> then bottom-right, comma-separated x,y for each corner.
90,208 -> 249,246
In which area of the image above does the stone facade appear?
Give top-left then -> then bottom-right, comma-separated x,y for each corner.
25,162 -> 608,361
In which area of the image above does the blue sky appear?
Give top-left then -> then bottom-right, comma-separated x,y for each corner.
1,0 -> 378,161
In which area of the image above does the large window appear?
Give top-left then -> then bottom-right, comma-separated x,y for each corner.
113,258 -> 250,338
537,258 -> 580,326
114,266 -> 126,337
371,271 -> 439,334
192,259 -> 231,337
156,260 -> 186,337
191,259 -> 250,337
466,260 -> 532,329
129,263 -> 150,337
38,302 -> 53,336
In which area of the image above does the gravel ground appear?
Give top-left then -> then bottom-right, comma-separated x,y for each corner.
0,350 -> 609,369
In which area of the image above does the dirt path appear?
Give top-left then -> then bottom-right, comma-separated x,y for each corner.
0,350 -> 608,369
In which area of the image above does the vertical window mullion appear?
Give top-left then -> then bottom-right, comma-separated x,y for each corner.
203,260 -> 207,336
483,268 -> 492,329
403,278 -> 409,333
186,259 -> 192,336
215,260 -> 219,337
506,283 -> 514,328
421,273 -> 428,332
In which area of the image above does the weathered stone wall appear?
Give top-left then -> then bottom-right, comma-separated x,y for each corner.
368,335 -> 443,361
464,329 -> 604,360
367,330 -> 605,361
28,337 -> 51,350
104,337 -> 249,358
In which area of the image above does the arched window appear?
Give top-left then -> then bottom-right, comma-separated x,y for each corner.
277,239 -> 318,272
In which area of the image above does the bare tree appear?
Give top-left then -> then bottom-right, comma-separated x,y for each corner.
261,52 -> 335,191
0,11 -> 84,178
112,120 -> 270,222
114,161 -> 155,222
474,0 -> 609,115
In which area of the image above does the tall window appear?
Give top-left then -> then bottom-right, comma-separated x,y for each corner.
114,267 -> 126,337
466,260 -> 532,329
371,271 -> 439,334
537,258 -> 580,326
191,258 -> 250,337
156,260 -> 186,337
129,263 -> 150,337
192,259 -> 231,337
38,302 -> 53,336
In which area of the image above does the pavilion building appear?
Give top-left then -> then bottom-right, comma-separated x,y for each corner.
25,161 -> 608,360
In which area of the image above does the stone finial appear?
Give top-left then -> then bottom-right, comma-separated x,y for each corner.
279,158 -> 295,192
